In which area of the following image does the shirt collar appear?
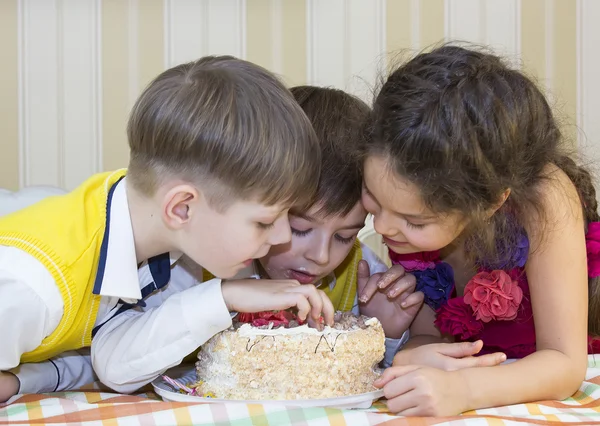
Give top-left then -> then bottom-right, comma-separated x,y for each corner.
91,178 -> 182,299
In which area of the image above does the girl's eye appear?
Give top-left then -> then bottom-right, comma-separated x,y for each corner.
257,222 -> 275,230
334,234 -> 355,244
291,227 -> 311,237
406,221 -> 426,229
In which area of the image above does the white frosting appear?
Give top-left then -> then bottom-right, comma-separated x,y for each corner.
236,317 -> 381,338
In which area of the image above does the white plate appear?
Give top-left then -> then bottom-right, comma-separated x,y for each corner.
152,367 -> 384,409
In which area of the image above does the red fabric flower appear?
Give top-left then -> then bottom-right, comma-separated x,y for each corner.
586,222 -> 600,278
389,250 -> 441,272
237,310 -> 304,327
435,297 -> 483,340
464,270 -> 523,322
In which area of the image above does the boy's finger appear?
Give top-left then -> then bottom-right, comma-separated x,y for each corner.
319,291 -> 335,326
291,294 -> 311,322
376,265 -> 407,289
306,316 -> 322,331
307,293 -> 324,323
291,284 -> 324,324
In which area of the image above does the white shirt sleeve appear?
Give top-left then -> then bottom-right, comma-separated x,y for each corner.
10,349 -> 95,393
0,246 -> 64,371
0,279 -> 46,370
91,278 -> 232,393
360,243 -> 389,275
382,333 -> 410,368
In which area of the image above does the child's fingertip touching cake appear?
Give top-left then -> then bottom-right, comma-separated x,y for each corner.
194,311 -> 385,400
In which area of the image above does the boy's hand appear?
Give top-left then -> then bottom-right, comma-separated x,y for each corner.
221,279 -> 335,330
357,261 -> 424,338
0,371 -> 19,403
393,340 -> 506,371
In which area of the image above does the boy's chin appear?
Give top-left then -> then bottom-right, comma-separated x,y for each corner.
209,264 -> 244,280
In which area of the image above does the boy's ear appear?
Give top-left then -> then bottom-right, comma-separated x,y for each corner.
162,184 -> 200,229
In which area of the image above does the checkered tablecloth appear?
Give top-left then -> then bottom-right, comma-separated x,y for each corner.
3,356 -> 600,425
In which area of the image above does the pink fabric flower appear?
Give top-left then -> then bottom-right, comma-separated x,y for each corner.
463,270 -> 523,322
435,297 -> 483,340
586,222 -> 600,278
389,250 -> 440,272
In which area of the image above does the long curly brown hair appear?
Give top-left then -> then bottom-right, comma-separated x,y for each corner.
364,44 -> 600,334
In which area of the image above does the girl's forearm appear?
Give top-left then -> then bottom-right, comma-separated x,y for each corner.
458,349 -> 586,411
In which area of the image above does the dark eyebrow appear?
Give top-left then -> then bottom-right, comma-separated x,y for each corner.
363,183 -> 436,220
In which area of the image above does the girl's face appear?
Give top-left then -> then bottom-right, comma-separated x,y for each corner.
362,155 -> 467,255
259,202 -> 367,285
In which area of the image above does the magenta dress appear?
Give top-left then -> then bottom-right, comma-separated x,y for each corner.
389,222 -> 600,358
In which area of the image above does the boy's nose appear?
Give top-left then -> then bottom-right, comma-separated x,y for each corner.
269,218 -> 292,246
306,242 -> 329,266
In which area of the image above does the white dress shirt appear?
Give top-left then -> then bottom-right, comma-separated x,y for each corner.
1,178 -> 233,393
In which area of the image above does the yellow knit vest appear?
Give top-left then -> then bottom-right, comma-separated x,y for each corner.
320,239 -> 361,312
0,169 -> 127,363
202,239 -> 362,312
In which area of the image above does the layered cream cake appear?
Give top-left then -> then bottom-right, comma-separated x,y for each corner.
194,311 -> 385,400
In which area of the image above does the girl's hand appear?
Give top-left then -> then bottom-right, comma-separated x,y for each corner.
394,340 -> 507,370
221,279 -> 335,330
358,261 -> 424,338
374,365 -> 468,416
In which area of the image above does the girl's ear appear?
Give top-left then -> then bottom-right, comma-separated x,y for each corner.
487,188 -> 511,218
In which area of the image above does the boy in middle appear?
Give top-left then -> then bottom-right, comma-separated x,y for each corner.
231,86 -> 425,365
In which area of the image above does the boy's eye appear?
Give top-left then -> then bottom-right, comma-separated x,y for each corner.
291,227 -> 311,237
405,221 -> 426,229
334,234 -> 355,244
257,222 -> 275,230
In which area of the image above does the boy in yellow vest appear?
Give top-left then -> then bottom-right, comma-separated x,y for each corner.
0,57 -> 334,400
233,86 -> 425,366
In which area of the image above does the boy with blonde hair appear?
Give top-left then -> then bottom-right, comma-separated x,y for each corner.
0,56 -> 333,399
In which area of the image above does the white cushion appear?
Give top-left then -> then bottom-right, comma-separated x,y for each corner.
0,186 -> 66,217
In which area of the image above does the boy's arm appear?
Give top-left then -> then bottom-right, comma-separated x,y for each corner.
10,349 -> 96,393
91,278 -> 232,394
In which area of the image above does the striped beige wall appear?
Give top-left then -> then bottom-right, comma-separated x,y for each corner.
0,0 -> 597,190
